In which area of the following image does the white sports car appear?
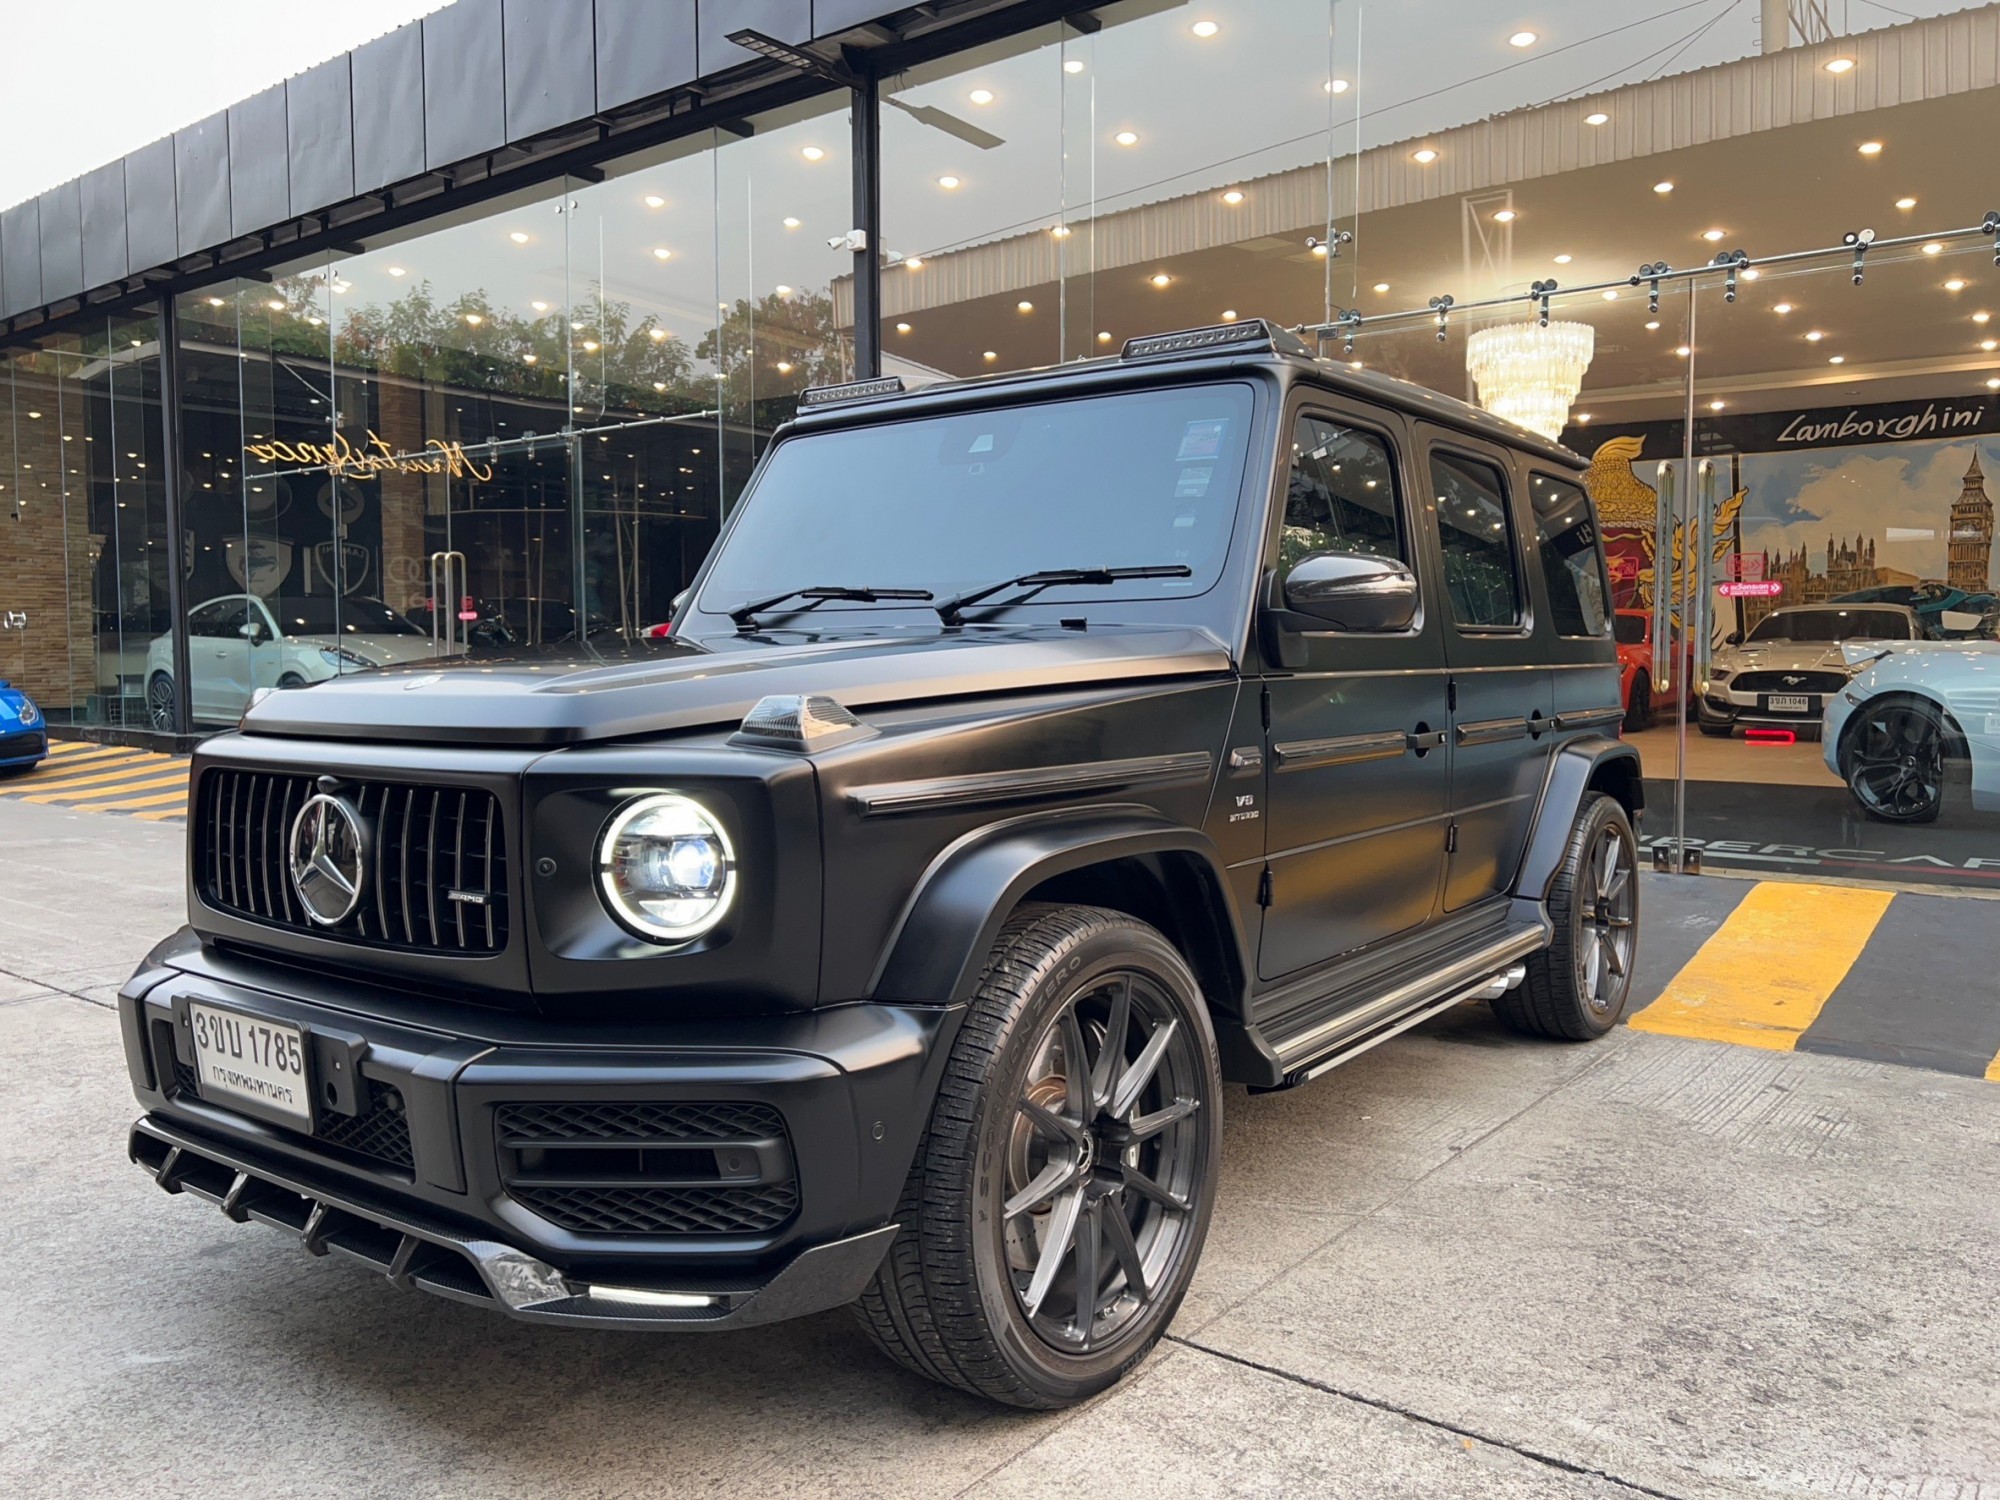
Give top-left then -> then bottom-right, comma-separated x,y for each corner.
1697,602 -> 1924,739
1823,639 -> 2000,823
147,594 -> 458,728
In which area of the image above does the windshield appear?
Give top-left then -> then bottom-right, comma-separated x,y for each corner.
694,383 -> 1257,625
270,598 -> 424,637
1611,613 -> 1648,646
1746,608 -> 1911,643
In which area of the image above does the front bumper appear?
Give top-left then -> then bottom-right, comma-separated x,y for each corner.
1698,686 -> 1831,736
0,727 -> 47,767
119,935 -> 961,1328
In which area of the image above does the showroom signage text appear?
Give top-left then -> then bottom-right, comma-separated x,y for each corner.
242,431 -> 496,484
1572,394 -> 1997,456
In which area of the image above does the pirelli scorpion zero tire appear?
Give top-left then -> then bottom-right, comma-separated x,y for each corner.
1494,792 -> 1638,1041
855,903 -> 1223,1408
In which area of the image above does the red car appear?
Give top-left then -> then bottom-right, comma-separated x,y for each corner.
1613,608 -> 1692,731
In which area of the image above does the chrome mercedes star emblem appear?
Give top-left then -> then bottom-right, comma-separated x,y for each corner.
289,793 -> 369,927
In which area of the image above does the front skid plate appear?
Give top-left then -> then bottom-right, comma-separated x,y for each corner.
129,1114 -> 898,1331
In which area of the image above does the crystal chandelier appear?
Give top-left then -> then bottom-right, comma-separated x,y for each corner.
1464,320 -> 1596,441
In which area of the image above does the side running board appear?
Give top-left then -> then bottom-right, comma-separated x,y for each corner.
1265,925 -> 1547,1087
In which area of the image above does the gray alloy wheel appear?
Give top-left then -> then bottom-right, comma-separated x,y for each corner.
1842,697 -> 1950,825
1496,792 -> 1638,1041
146,673 -> 177,732
855,904 -> 1221,1408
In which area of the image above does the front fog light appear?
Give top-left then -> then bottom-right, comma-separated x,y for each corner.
597,793 -> 736,942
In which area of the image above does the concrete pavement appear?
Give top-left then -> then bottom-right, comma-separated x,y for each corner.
1,795 -> 1996,1499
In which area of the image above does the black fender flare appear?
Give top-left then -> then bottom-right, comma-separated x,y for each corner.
1512,736 -> 1645,903
868,803 -> 1253,1012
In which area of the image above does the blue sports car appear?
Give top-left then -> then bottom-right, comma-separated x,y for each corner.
0,679 -> 49,772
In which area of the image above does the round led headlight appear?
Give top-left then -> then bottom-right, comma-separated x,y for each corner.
596,793 -> 737,943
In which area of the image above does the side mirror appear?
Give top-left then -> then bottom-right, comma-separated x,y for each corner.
1724,630 -> 1742,646
1280,552 -> 1419,633
239,621 -> 268,644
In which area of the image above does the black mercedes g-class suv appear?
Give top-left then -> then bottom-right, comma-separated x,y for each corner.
119,318 -> 1640,1409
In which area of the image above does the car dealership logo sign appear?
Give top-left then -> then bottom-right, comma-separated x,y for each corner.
289,794 -> 369,927
1773,399 -> 1987,446
244,429 -> 497,484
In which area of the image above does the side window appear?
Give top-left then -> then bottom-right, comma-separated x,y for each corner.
186,600 -> 237,639
1280,414 -> 1406,575
1429,451 -> 1523,629
1531,473 -> 1611,638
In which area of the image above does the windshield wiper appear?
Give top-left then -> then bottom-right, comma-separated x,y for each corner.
933,565 -> 1193,627
728,585 -> 935,633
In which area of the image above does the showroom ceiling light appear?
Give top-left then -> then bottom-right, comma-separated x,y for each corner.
582,340 -> 599,351
1050,224 -> 1072,237
1098,331 -> 1113,342
509,231 -> 529,244
653,247 -> 673,260
1221,310 -> 1238,320
1858,141 -> 1883,156
1553,253 -> 1573,264
387,266 -> 405,277
1805,329 -> 1825,341
968,88 -> 994,104
1945,278 -> 1968,292
1709,400 -> 1725,411
532,299 -> 549,312
1773,302 -> 1793,314
801,146 -> 825,161
1702,228 -> 1726,242
905,257 -> 924,269
1222,190 -> 1245,205
775,284 -> 793,297
1465,319 -> 1594,440
1922,242 -> 1944,254
1064,58 -> 1084,74
1509,30 -> 1537,47
896,322 -> 912,333
1017,300 -> 1034,313
1413,147 -> 1439,164
1114,131 -> 1139,146
649,328 -> 668,341
644,194 -> 665,208
1584,112 -> 1609,126
465,313 -> 483,326
1575,412 -> 1592,423
783,216 -> 801,229
1829,354 -> 1845,363
1895,197 -> 1917,209
1653,180 -> 1674,194
1975,311 -> 1992,323
983,350 -> 998,361
776,361 -> 793,373
1494,209 -> 1517,223
1675,345 -> 1691,356
1190,19 -> 1219,38
1825,56 -> 1855,73
1988,378 -> 2000,389
1374,281 -> 1391,292
1150,272 -> 1172,287
266,298 -> 285,310
1325,78 -> 1350,94
1601,290 -> 1619,301
206,296 -> 224,307
937,174 -> 961,189
1982,339 -> 1998,351
1645,320 -> 1661,330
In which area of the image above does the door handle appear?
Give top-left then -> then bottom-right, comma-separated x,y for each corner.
1406,728 -> 1449,750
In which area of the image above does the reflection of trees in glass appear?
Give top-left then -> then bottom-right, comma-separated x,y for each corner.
698,290 -> 849,404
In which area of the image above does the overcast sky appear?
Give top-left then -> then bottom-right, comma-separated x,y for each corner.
0,0 -> 444,210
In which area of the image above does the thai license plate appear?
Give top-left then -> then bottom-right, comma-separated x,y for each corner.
1766,694 -> 1811,714
188,1001 -> 312,1126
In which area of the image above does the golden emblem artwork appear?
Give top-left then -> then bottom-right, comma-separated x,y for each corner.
1584,435 -> 1744,619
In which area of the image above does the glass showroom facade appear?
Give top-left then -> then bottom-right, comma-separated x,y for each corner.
4,0 -> 2000,891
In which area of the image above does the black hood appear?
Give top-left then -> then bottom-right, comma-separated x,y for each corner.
236,624 -> 1234,746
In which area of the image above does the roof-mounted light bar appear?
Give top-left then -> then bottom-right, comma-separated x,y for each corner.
1121,319 -> 1312,362
797,375 -> 906,409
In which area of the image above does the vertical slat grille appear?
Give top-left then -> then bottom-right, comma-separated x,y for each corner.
196,769 -> 508,955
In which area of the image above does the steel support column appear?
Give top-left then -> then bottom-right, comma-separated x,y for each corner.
156,292 -> 193,739
850,72 -> 882,379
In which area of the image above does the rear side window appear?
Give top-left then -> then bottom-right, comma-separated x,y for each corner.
1429,451 -> 1523,629
1279,415 -> 1406,576
1531,473 -> 1611,638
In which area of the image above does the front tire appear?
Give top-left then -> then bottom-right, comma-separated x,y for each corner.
1496,793 -> 1638,1041
1841,697 -> 1950,824
1623,672 -> 1653,733
855,904 -> 1222,1408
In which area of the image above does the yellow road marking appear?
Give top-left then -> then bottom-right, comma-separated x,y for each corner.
44,744 -> 131,764
24,771 -> 190,804
1629,882 -> 1895,1050
73,789 -> 190,813
136,805 -> 191,822
10,750 -> 150,782
47,739 -> 123,756
5,758 -> 176,795
1987,1050 -> 2000,1084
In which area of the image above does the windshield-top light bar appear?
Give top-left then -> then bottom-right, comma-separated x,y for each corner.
1121,319 -> 1311,361
798,375 -> 906,409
